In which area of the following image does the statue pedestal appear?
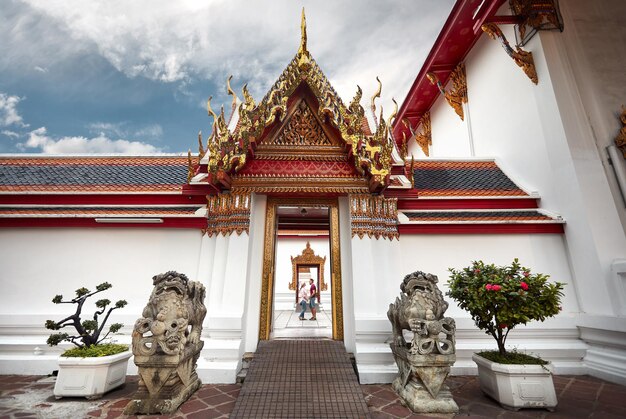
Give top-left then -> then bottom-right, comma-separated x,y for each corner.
124,343 -> 204,415
392,378 -> 458,414
390,343 -> 459,414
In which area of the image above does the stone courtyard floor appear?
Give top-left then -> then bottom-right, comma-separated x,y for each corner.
1,373 -> 625,418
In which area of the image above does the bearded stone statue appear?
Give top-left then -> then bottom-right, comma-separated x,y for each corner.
387,270 -> 458,413
125,271 -> 206,415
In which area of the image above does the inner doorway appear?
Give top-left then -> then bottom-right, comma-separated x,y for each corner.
259,197 -> 343,341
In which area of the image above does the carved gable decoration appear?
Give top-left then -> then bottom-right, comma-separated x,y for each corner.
253,93 -> 347,162
193,9 -> 397,195
268,100 -> 334,147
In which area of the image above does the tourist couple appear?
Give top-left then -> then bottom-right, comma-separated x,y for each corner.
298,279 -> 317,321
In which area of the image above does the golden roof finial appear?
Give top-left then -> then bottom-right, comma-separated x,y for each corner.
299,7 -> 308,56
297,7 -> 311,71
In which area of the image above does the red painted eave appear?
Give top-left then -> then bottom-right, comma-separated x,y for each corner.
0,217 -> 207,229
393,0 -> 506,142
398,223 -> 564,235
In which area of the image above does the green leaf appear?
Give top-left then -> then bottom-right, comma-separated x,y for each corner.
52,295 -> 63,304
96,282 -> 112,292
115,300 -> 127,309
75,287 -> 90,297
47,333 -> 69,346
44,320 -> 60,330
109,323 -> 123,333
82,320 -> 97,331
95,299 -> 110,309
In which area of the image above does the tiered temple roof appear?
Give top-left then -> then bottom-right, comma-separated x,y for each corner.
0,8 -> 563,234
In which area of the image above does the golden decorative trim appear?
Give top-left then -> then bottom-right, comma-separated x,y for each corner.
195,10 -> 394,193
350,194 -> 399,240
265,99 -> 337,148
232,186 -> 370,195
409,155 -> 415,188
415,113 -> 432,156
187,150 -> 195,184
259,198 -> 343,341
329,204 -> 343,340
616,105 -> 626,158
231,176 -> 370,194
510,0 -> 563,45
206,192 -> 251,236
251,153 -> 349,162
482,23 -> 538,84
258,202 -> 276,341
290,242 -> 327,294
427,63 -> 467,120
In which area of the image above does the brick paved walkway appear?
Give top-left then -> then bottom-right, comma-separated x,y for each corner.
1,356 -> 626,418
230,339 -> 370,418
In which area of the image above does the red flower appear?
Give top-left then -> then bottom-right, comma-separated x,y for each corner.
491,285 -> 502,291
485,284 -> 493,290
523,271 -> 530,277
499,324 -> 508,329
520,281 -> 529,290
474,269 -> 481,274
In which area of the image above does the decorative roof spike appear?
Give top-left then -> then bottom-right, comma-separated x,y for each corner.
198,131 -> 205,159
207,96 -> 218,133
227,75 -> 239,112
387,98 -> 398,130
297,7 -> 312,71
241,84 -> 255,111
350,85 -> 363,111
186,149 -> 194,184
371,77 -> 382,127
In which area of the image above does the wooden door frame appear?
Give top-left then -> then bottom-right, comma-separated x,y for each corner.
258,197 -> 344,341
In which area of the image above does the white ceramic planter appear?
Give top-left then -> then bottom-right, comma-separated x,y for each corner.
472,353 -> 557,411
54,350 -> 132,399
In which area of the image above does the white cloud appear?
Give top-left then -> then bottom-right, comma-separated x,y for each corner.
87,122 -> 163,140
0,93 -> 27,127
133,124 -> 163,139
14,1 -> 454,111
34,66 -> 48,73
22,127 -> 162,154
2,130 -> 20,139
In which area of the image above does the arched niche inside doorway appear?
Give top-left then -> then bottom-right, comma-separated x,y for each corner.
290,242 -> 327,303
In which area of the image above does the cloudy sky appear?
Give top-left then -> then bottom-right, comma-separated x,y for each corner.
0,0 -> 454,154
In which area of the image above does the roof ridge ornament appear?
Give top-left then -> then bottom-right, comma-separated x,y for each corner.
297,8 -> 312,71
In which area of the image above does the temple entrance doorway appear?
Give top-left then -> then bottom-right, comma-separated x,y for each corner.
258,197 -> 344,341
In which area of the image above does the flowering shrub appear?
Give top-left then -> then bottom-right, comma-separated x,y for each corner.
447,259 -> 564,356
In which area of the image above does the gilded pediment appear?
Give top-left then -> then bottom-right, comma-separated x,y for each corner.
193,8 -> 397,194
267,100 -> 334,147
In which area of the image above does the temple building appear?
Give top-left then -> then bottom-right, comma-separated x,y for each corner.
1,0 -> 625,386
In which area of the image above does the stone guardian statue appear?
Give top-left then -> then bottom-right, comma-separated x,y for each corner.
387,270 -> 458,413
124,271 -> 207,414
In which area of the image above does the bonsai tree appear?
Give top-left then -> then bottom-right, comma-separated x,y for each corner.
447,259 -> 564,361
45,282 -> 128,355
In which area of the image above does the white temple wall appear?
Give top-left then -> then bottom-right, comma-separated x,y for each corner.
273,237 -> 331,311
353,233 -> 586,383
555,0 -> 626,232
421,5 -> 626,384
429,91 -> 471,157
242,193 -> 267,354
0,228 -> 202,375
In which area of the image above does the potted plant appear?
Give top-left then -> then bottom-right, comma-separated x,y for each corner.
447,259 -> 564,411
45,282 -> 131,399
